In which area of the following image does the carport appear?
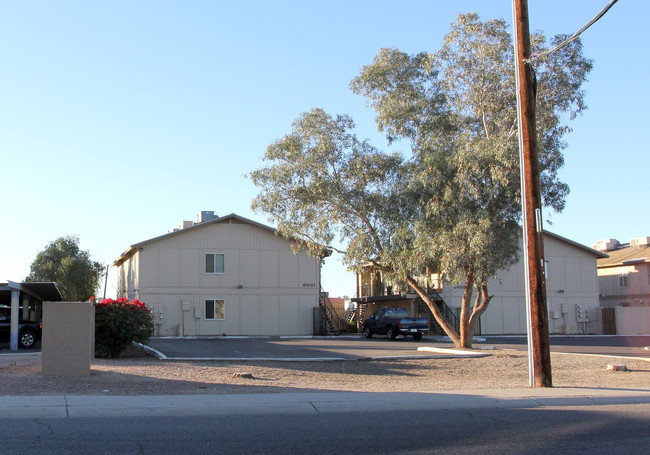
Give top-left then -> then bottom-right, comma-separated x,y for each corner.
0,281 -> 62,350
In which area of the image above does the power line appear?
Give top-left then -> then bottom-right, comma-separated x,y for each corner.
525,0 -> 619,63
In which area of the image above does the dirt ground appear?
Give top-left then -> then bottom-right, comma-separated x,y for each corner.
1,348 -> 649,396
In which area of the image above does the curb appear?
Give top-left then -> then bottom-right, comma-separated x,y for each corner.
417,347 -> 491,357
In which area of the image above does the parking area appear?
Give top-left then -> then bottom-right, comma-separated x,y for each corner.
482,335 -> 650,359
146,336 -> 446,360
146,335 -> 650,360
2,334 -> 647,359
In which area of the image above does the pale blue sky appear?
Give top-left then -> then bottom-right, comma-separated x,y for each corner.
1,1 -> 646,299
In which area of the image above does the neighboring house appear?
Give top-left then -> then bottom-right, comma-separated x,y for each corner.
113,212 -> 323,337
593,236 -> 650,335
593,237 -> 650,308
353,231 -> 607,335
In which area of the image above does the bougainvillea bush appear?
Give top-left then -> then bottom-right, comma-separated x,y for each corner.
93,297 -> 154,358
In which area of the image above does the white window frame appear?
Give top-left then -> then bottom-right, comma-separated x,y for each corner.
204,299 -> 225,320
618,269 -> 629,288
205,253 -> 225,274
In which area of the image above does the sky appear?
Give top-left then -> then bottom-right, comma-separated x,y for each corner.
1,0 -> 647,300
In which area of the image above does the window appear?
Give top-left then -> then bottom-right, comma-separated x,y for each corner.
205,299 -> 224,320
205,253 -> 224,274
618,269 -> 629,288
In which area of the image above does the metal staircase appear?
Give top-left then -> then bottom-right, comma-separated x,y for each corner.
426,290 -> 460,335
318,290 -> 342,335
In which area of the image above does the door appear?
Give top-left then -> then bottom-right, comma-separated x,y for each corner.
601,308 -> 616,335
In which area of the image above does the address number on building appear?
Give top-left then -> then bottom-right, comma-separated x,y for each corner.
302,283 -> 316,287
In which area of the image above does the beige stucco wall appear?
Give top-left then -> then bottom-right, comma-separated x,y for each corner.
439,233 -> 602,335
41,301 -> 94,377
117,221 -> 321,336
615,307 -> 650,335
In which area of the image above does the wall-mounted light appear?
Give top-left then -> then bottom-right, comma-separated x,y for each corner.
237,284 -> 243,289
558,289 -> 565,293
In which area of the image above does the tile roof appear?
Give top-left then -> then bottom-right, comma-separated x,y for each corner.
597,243 -> 650,268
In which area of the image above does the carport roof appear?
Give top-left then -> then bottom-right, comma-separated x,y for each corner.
0,281 -> 63,301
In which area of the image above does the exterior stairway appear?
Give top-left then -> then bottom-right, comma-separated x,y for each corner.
318,290 -> 341,335
426,290 -> 461,335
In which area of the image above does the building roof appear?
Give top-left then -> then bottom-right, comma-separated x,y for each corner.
544,231 -> 609,259
113,213 -> 284,267
597,243 -> 650,268
0,281 -> 63,301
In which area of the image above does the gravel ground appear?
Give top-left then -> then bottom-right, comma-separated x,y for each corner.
1,348 -> 649,397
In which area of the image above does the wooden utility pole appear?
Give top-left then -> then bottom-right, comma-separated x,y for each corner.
512,0 -> 553,387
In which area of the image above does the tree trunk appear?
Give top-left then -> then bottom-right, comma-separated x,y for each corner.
405,275 -> 461,347
467,280 -> 492,343
459,272 -> 474,348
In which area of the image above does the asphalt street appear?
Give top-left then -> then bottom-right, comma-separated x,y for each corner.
2,335 -> 649,453
1,399 -> 649,454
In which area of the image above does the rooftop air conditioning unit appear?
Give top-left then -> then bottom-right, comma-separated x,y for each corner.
593,239 -> 619,252
179,220 -> 194,230
197,211 -> 218,223
630,236 -> 650,247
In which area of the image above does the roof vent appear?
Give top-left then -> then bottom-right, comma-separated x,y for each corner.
179,220 -> 194,230
197,211 -> 218,223
630,237 -> 650,247
593,239 -> 619,252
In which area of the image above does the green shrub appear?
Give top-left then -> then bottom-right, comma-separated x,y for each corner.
345,321 -> 358,333
93,298 -> 153,358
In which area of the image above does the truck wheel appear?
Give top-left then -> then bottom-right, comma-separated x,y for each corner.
387,326 -> 397,340
19,330 -> 36,349
412,333 -> 423,341
364,326 -> 373,338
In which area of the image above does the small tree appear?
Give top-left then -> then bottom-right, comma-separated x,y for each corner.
26,236 -> 104,301
94,298 -> 154,358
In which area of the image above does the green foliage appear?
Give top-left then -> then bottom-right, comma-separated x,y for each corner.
350,13 -> 591,286
345,321 -> 358,333
352,13 -> 591,310
250,13 -> 592,347
94,298 -> 154,358
250,108 -> 406,264
25,236 -> 104,301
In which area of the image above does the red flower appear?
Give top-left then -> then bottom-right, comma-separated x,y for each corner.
93,297 -> 150,312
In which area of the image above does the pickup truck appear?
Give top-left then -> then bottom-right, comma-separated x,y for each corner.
363,307 -> 428,341
0,317 -> 42,348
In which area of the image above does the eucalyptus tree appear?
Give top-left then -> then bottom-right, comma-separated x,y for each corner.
351,13 -> 591,346
250,108 -> 406,264
251,13 -> 592,348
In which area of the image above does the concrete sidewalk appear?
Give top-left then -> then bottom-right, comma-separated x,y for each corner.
2,387 -> 649,419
